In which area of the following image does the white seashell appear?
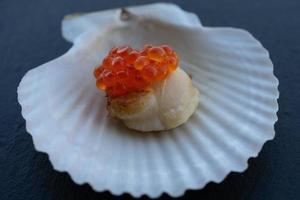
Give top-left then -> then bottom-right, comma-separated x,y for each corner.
17,3 -> 279,198
107,68 -> 199,131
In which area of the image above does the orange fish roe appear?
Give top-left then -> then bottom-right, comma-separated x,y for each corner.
94,44 -> 179,98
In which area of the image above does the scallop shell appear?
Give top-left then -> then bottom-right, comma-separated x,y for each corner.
17,3 -> 279,198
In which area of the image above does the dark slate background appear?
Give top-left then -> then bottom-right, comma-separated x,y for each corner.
0,0 -> 299,199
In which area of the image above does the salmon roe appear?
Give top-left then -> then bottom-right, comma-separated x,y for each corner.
94,45 -> 179,98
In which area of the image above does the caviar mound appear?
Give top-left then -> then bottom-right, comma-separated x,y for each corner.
93,45 -> 179,98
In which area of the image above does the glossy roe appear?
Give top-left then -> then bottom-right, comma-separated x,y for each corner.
94,45 -> 179,98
